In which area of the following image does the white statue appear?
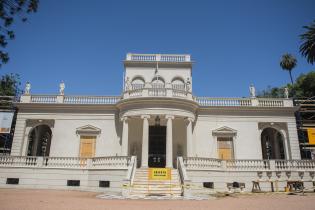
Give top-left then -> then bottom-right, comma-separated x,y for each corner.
125,77 -> 131,91
186,78 -> 191,92
59,81 -> 65,95
24,82 -> 31,95
284,87 -> 289,99
249,84 -> 256,98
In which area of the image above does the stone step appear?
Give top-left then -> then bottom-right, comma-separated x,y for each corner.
129,191 -> 182,196
131,189 -> 182,194
132,185 -> 181,188
130,168 -> 182,197
133,180 -> 180,184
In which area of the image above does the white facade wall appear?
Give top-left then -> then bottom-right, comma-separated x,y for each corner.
11,112 -> 122,157
193,115 -> 300,160
125,67 -> 192,85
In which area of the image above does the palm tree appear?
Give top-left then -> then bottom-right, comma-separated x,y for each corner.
300,20 -> 315,65
280,53 -> 297,85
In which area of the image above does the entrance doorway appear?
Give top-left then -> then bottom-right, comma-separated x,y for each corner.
261,128 -> 285,159
148,126 -> 166,168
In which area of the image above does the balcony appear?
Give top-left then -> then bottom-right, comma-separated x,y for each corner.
123,83 -> 193,100
18,94 -> 294,108
125,53 -> 191,62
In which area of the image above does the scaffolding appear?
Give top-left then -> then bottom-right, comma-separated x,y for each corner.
294,96 -> 315,159
0,96 -> 17,155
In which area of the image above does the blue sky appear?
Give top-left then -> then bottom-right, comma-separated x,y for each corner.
1,0 -> 315,97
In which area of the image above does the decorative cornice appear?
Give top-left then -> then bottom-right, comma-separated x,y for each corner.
258,122 -> 288,131
212,126 -> 237,136
26,119 -> 55,128
76,124 -> 101,136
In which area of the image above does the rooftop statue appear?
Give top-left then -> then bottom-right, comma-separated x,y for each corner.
249,84 -> 256,98
24,82 -> 31,95
284,87 -> 289,99
59,81 -> 65,95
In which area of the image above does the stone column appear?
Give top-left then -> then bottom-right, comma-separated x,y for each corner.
121,117 -> 129,156
166,115 -> 174,168
141,115 -> 150,168
185,117 -> 194,157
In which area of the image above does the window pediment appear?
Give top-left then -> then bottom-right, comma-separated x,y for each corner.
212,126 -> 237,136
76,125 -> 101,136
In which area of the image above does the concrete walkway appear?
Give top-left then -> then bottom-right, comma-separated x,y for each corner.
0,189 -> 314,210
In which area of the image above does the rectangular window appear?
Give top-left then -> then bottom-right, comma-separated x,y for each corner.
217,137 -> 234,160
67,180 -> 80,186
79,136 -> 96,158
203,182 -> 214,189
99,181 -> 110,188
6,178 -> 19,185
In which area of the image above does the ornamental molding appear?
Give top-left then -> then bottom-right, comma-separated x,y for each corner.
76,124 -> 101,136
25,119 -> 55,128
258,122 -> 288,131
212,126 -> 237,136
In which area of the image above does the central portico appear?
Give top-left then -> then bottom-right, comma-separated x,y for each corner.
117,53 -> 196,169
119,110 -> 196,169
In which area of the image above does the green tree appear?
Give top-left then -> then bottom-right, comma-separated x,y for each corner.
0,0 -> 39,67
292,71 -> 315,98
280,53 -> 297,85
300,20 -> 315,65
0,73 -> 21,96
258,71 -> 315,98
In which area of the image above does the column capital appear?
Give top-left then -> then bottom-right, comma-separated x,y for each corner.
141,115 -> 151,119
120,116 -> 129,122
184,117 -> 194,123
165,115 -> 174,120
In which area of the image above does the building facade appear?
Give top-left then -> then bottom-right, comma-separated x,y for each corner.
0,53 -> 314,196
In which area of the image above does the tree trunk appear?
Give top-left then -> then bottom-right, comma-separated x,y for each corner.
289,70 -> 294,85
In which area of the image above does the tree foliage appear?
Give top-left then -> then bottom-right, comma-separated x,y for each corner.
0,0 -> 39,67
280,53 -> 297,85
300,20 -> 315,65
258,71 -> 315,99
0,73 -> 21,96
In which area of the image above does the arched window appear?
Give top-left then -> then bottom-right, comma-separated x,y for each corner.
27,125 -> 52,157
261,128 -> 285,159
151,76 -> 165,89
171,77 -> 185,90
131,77 -> 145,90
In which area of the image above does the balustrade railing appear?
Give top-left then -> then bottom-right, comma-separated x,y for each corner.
258,99 -> 284,107
23,93 -> 292,108
43,157 -> 88,168
0,156 -> 37,167
275,160 -> 315,171
196,97 -> 252,107
183,157 -> 222,170
127,53 -> 191,62
226,159 -> 270,171
183,157 -> 315,172
31,95 -> 57,103
0,156 -> 130,169
91,156 -> 131,169
64,96 -> 120,104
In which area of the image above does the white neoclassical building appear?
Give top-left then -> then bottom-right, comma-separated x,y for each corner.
1,53 -> 314,196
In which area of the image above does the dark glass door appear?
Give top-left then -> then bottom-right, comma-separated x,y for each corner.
148,126 -> 166,168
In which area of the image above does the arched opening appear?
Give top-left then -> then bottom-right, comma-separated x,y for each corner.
261,128 -> 285,159
27,125 -> 52,157
171,77 -> 185,90
131,76 -> 145,90
151,76 -> 165,88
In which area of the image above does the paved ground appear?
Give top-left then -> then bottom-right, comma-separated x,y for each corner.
0,189 -> 315,210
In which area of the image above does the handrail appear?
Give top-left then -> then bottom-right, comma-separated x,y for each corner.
177,157 -> 190,184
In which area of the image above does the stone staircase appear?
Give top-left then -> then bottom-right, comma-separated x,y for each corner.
130,168 -> 182,196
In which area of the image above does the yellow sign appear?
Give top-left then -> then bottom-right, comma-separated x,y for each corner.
308,128 -> 315,145
148,168 -> 171,180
